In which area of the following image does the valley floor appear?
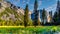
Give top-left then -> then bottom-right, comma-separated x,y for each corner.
0,26 -> 59,34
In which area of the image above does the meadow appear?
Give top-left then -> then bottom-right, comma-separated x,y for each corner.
0,26 -> 59,34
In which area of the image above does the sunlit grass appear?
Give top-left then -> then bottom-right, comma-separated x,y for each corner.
0,26 -> 59,34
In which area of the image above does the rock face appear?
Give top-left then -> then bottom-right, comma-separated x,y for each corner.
0,0 -> 32,26
17,8 -> 24,15
0,1 -> 22,20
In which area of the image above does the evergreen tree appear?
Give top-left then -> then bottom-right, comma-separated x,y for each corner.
24,4 -> 29,27
55,0 -> 60,21
58,8 -> 60,19
53,12 -> 58,22
42,8 -> 47,24
33,0 -> 38,26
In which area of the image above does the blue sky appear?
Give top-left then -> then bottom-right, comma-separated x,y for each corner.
6,0 -> 58,13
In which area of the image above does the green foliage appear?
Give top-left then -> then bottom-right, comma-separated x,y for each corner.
42,9 -> 46,19
0,26 -> 59,34
28,18 -> 33,26
42,8 -> 47,24
34,0 -> 38,10
33,0 -> 38,26
24,4 -> 29,27
53,12 -> 58,22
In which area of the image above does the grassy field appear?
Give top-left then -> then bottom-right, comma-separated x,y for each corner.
0,26 -> 59,34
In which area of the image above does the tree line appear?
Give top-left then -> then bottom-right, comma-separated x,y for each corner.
24,0 -> 60,27
0,0 -> 60,26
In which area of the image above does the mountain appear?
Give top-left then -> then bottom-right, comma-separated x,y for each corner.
0,0 -> 24,26
0,8 -> 24,26
0,0 -> 32,26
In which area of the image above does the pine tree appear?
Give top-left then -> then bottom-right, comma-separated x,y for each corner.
58,8 -> 60,19
56,0 -> 60,21
24,4 -> 29,27
33,0 -> 38,26
53,12 -> 58,22
42,8 -> 47,24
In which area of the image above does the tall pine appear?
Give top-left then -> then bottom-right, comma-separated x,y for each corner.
24,4 -> 29,27
53,12 -> 58,22
42,8 -> 47,24
33,0 -> 38,26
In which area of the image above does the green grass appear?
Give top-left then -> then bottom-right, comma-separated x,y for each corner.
0,26 -> 59,34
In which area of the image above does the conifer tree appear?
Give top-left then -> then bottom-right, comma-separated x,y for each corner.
42,8 -> 47,24
33,0 -> 38,26
53,12 -> 58,22
24,4 -> 29,27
